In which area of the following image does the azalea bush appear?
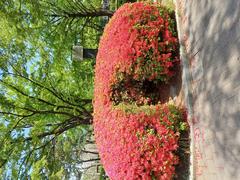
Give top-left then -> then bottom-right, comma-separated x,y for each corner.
93,2 -> 188,180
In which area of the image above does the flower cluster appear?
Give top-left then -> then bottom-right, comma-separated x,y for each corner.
128,5 -> 179,82
93,2 -> 187,180
94,104 -> 187,180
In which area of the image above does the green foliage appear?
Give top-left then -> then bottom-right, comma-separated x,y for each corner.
167,104 -> 188,131
99,166 -> 107,180
0,0 -> 111,179
0,0 -> 132,178
31,156 -> 48,179
113,102 -> 157,115
161,0 -> 175,11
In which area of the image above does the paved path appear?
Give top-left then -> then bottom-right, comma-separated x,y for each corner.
176,0 -> 240,179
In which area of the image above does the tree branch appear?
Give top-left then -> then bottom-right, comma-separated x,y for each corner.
12,116 -> 92,143
47,9 -> 114,18
0,111 -> 34,118
0,79 -> 55,107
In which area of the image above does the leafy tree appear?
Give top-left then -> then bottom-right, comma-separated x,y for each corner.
0,0 -> 105,179
0,0 -> 134,178
0,49 -> 96,177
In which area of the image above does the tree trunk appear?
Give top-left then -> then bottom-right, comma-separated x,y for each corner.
49,9 -> 114,19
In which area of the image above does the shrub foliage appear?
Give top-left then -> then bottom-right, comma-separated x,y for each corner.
93,2 -> 188,180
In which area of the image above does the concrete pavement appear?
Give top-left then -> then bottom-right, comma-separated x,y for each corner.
176,0 -> 240,179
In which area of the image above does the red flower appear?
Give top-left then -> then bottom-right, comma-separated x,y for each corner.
93,2 -> 187,180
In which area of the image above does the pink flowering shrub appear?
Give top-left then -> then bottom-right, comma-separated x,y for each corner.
93,2 -> 188,180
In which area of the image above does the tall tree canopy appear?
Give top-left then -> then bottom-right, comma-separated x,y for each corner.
0,0 -> 114,178
0,0 -> 133,178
